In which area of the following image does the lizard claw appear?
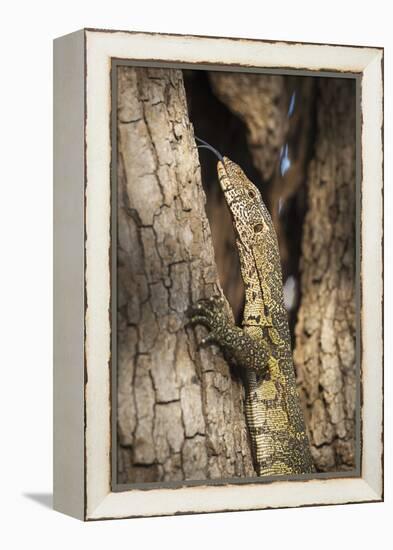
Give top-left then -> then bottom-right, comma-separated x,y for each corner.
187,303 -> 214,320
186,314 -> 212,329
199,333 -> 216,346
196,333 -> 219,351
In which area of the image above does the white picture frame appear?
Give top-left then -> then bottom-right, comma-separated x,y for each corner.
53,28 -> 383,521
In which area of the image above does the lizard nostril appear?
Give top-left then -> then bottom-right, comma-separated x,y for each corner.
254,224 -> 263,233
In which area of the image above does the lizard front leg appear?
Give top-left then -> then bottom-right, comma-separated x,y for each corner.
187,296 -> 270,376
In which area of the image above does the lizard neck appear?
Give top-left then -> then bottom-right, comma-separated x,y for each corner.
237,242 -> 269,329
237,235 -> 293,366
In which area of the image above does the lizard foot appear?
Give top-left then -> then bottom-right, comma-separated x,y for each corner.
186,296 -> 229,347
187,297 -> 270,373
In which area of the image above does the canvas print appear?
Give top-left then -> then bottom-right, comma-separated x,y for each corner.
114,65 -> 357,486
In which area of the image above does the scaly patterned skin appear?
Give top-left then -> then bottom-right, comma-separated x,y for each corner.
189,156 -> 314,476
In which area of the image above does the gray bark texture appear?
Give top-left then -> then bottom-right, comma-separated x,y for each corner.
116,66 -> 255,484
294,79 -> 356,471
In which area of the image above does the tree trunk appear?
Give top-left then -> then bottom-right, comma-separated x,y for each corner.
116,66 -> 255,484
294,78 -> 356,471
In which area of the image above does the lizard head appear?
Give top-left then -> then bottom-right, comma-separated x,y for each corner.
217,156 -> 272,250
195,137 -> 272,250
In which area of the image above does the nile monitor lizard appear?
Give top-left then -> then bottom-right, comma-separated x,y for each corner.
188,139 -> 314,476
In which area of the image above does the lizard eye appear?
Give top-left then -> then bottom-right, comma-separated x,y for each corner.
248,190 -> 256,198
254,223 -> 264,233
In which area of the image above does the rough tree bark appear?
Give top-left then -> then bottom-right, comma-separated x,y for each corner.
294,79 -> 356,471
116,66 -> 255,484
